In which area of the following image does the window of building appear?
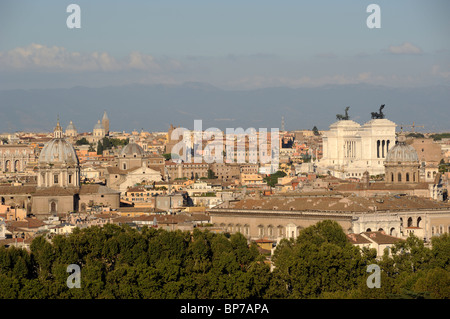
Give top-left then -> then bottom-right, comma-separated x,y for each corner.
54,174 -> 59,184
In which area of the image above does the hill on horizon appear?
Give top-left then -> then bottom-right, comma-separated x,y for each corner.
1,82 -> 449,134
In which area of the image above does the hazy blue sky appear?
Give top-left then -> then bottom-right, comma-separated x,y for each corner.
0,0 -> 449,89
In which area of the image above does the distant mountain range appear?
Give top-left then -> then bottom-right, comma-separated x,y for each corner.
1,82 -> 449,134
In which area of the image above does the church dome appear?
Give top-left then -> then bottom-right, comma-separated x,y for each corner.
385,134 -> 419,163
93,120 -> 104,131
66,121 -> 76,131
120,143 -> 144,157
38,138 -> 79,165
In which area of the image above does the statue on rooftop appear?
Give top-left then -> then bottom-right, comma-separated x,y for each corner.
336,106 -> 350,121
371,104 -> 385,119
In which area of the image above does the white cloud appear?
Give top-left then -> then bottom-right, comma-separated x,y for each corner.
387,42 -> 423,55
432,64 -> 450,78
0,43 -> 181,72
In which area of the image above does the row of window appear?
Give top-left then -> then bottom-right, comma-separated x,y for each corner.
220,224 -> 297,238
390,172 -> 417,182
52,174 -> 74,184
431,225 -> 450,236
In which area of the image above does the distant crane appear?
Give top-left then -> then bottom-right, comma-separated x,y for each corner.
401,121 -> 424,133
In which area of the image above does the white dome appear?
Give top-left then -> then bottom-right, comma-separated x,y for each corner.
120,143 -> 144,157
385,135 -> 419,163
66,121 -> 76,131
38,138 -> 79,165
93,120 -> 104,130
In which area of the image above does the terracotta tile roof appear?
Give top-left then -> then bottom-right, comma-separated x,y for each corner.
225,194 -> 450,213
0,185 -> 37,194
106,166 -> 139,174
347,233 -> 372,244
361,231 -> 403,245
0,238 -> 33,246
334,182 -> 430,191
6,217 -> 45,230
33,186 -> 78,197
79,184 -> 120,194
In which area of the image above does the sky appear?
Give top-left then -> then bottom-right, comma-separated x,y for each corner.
0,0 -> 449,90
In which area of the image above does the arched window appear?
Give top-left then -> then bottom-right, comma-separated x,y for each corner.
14,160 -> 20,172
390,227 -> 396,236
377,140 -> 380,158
398,173 -> 402,182
400,217 -> 403,226
406,173 -> 410,182
268,225 -> 274,237
391,173 -> 394,182
366,228 -> 372,232
258,225 -> 264,237
50,201 -> 57,213
417,217 -> 422,228
413,172 -> 416,182
407,217 -> 413,227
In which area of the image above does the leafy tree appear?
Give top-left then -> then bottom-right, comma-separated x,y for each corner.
269,220 -> 368,298
75,137 -> 90,145
97,140 -> 103,155
207,169 -> 217,179
413,268 -> 450,298
263,170 -> 286,187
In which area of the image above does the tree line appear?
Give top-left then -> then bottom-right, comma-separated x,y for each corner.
0,220 -> 448,299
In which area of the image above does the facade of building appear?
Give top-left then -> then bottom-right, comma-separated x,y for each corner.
0,144 -> 37,174
318,118 -> 396,179
208,193 -> 450,243
106,142 -> 162,194
165,161 -> 210,180
384,133 -> 421,184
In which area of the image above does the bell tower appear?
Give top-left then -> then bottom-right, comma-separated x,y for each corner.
54,117 -> 63,139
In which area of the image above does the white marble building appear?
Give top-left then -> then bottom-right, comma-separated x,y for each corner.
317,118 -> 396,179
